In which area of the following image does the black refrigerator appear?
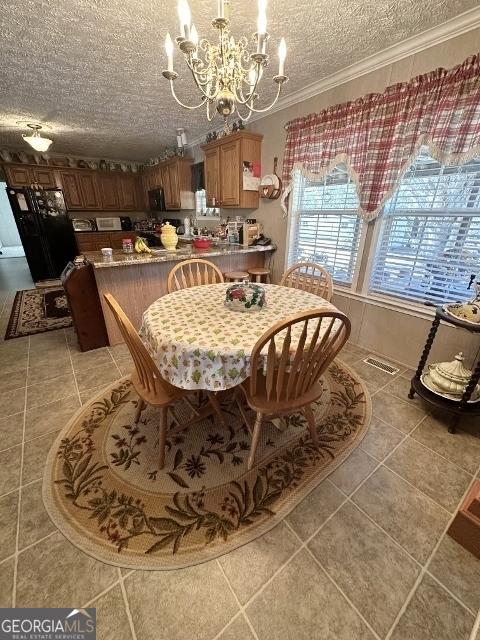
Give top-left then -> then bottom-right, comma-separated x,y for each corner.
7,187 -> 78,282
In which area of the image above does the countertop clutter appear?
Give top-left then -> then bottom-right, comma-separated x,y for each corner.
84,243 -> 275,269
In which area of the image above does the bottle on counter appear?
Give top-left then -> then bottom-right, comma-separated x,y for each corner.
122,238 -> 134,254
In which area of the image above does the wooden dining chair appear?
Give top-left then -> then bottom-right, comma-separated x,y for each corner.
280,261 -> 333,301
237,309 -> 351,469
104,293 -> 226,469
167,258 -> 224,293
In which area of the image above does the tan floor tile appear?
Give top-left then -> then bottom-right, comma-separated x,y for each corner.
428,534 -> 480,614
0,412 -> 24,451
26,374 -> 77,410
28,344 -> 69,368
18,479 -> 56,550
0,351 -> 28,375
108,343 -> 130,360
25,395 -> 80,441
412,414 -> 480,475
285,480 -> 344,540
309,502 -> 419,637
124,561 -> 238,640
0,368 -> 27,393
91,585 -> 133,640
219,521 -> 300,604
16,531 -> 118,607
75,363 -> 121,393
0,445 -> 21,495
0,491 -> 19,561
246,549 -> 375,640
217,615 -> 255,640
0,557 -> 15,606
385,439 -> 472,512
80,385 -> 108,405
22,431 -> 59,485
390,574 -> 474,640
27,357 -> 73,385
0,387 -> 26,419
351,359 -> 400,393
29,330 -> 66,351
372,390 -> 426,434
383,373 -> 424,407
115,358 -> 133,377
352,466 -> 449,563
360,417 -> 404,461
71,347 -> 114,372
329,448 -> 377,495
0,339 -> 28,359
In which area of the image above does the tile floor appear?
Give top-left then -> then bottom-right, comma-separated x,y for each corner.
0,257 -> 479,640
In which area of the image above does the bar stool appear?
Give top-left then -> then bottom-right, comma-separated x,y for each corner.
247,267 -> 271,283
224,270 -> 249,282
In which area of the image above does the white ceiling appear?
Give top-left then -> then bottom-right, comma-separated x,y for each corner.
0,0 -> 477,161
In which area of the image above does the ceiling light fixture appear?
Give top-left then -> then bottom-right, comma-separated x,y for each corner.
162,0 -> 288,123
21,123 -> 53,152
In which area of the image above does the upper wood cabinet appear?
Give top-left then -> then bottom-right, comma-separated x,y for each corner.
201,131 -> 263,208
4,164 -> 143,212
60,171 -> 84,209
118,174 -> 138,209
141,157 -> 194,210
4,164 -> 59,189
97,173 -> 119,210
78,173 -> 101,209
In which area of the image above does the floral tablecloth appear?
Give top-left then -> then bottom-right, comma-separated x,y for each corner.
139,283 -> 338,391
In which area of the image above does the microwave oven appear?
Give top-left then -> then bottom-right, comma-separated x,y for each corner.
95,217 -> 122,231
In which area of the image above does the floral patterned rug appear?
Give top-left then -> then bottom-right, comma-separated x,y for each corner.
5,287 -> 72,339
43,360 -> 371,570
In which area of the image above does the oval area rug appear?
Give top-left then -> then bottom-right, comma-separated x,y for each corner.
43,359 -> 371,570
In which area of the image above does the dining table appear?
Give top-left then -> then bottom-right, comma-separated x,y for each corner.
139,282 -> 339,392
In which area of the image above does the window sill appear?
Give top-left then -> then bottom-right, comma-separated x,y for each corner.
333,285 -> 440,322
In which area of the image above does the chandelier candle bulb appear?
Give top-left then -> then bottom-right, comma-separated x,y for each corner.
165,33 -> 174,72
190,23 -> 198,47
257,0 -> 267,52
278,37 -> 286,76
217,0 -> 224,18
177,0 -> 191,40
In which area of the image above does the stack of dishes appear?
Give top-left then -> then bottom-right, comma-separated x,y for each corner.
421,352 -> 480,402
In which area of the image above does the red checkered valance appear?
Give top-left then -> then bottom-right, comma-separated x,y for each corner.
281,54 -> 480,221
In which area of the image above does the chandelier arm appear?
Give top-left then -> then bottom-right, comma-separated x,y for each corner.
206,100 -> 216,122
236,104 -> 254,122
233,65 -> 262,106
169,81 -> 209,110
243,82 -> 283,113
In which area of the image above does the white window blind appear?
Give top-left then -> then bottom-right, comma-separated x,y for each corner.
369,148 -> 480,305
287,166 -> 362,285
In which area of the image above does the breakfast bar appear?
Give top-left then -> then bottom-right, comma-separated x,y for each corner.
85,243 -> 275,345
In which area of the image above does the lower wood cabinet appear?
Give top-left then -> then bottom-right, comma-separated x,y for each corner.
75,231 -> 137,253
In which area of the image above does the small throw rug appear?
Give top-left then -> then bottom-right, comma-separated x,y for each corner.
5,287 -> 72,339
43,360 -> 371,570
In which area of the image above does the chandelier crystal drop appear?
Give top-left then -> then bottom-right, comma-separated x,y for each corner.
162,0 -> 288,122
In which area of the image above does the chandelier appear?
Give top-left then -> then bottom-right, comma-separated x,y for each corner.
162,0 -> 288,122
20,123 -> 53,152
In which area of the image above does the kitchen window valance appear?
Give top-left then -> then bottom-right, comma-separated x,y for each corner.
281,53 -> 480,221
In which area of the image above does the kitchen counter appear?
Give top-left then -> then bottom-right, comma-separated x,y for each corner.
87,244 -> 276,345
84,243 -> 275,269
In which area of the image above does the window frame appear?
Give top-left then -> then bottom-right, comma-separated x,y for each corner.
284,168 -> 368,292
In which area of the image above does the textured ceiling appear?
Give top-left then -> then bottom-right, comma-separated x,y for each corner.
0,0 -> 477,161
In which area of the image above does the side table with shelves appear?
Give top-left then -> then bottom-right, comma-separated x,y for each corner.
408,306 -> 480,433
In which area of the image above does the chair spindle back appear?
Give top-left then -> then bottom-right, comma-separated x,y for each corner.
167,259 -> 224,293
280,261 -> 333,301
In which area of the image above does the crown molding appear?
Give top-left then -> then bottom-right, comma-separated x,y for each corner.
186,7 -> 480,148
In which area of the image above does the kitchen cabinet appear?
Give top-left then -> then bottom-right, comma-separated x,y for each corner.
78,173 -> 101,209
119,174 -> 138,210
75,231 -> 137,252
141,157 -> 194,210
4,164 -> 59,188
201,131 -> 263,208
97,173 -> 119,210
60,171 -> 84,209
